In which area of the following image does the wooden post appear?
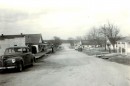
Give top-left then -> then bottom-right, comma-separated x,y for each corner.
125,42 -> 127,55
121,42 -> 122,54
117,42 -> 119,53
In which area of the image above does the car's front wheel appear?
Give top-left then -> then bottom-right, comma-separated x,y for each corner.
17,62 -> 23,72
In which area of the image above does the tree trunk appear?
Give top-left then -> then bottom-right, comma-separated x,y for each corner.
108,46 -> 111,53
112,44 -> 115,52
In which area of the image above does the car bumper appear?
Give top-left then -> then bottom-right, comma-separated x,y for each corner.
0,66 -> 16,70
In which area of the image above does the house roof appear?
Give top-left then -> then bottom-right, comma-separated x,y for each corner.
0,34 -> 43,44
0,34 -> 24,40
117,37 -> 130,42
25,34 -> 43,44
6,46 -> 29,49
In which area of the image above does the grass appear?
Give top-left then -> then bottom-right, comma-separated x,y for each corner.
82,47 -> 130,66
82,48 -> 108,56
108,55 -> 130,65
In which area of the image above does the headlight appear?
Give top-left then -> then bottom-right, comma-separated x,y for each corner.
11,59 -> 16,63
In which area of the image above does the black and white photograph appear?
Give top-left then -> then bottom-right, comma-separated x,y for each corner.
0,0 -> 130,86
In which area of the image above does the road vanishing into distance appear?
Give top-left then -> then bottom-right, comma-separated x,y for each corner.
0,44 -> 130,86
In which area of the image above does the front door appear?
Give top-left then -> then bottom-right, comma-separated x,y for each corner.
22,48 -> 31,66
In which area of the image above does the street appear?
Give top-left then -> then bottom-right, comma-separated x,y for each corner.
0,44 -> 130,86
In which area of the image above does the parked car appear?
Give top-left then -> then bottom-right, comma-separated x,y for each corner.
0,46 -> 35,72
76,45 -> 82,51
78,47 -> 82,51
74,46 -> 79,50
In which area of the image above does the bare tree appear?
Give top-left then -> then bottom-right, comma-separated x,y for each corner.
76,36 -> 82,41
82,35 -> 88,40
100,23 -> 121,52
53,36 -> 62,47
68,37 -> 75,46
48,36 -> 62,48
87,27 -> 105,47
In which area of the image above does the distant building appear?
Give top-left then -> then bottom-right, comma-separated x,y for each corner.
0,33 -> 44,55
116,37 -> 130,55
81,40 -> 99,49
74,40 -> 100,50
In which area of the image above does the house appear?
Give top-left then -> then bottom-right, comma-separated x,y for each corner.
81,40 -> 100,49
116,37 -> 130,55
106,37 -> 114,50
25,34 -> 44,54
74,40 -> 100,50
0,33 -> 44,55
103,36 -> 120,52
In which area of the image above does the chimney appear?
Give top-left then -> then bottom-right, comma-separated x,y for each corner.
1,34 -> 3,36
21,33 -> 23,35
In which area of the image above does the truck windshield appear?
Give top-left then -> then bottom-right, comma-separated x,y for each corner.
4,48 -> 22,55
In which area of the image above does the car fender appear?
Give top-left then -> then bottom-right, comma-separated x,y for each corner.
12,57 -> 24,66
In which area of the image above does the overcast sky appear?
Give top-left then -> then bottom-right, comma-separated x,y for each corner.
0,0 -> 130,39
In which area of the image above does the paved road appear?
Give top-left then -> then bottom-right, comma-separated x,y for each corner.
0,44 -> 130,86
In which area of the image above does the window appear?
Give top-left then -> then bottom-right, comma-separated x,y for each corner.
5,48 -> 15,55
16,48 -> 22,52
